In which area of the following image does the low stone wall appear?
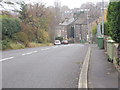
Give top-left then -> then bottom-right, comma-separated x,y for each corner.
113,44 -> 120,72
104,37 -> 120,72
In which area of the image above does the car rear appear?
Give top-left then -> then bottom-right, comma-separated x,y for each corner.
61,40 -> 69,44
54,40 -> 61,45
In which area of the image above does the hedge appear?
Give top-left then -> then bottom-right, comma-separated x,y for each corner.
1,17 -> 21,38
107,1 -> 120,43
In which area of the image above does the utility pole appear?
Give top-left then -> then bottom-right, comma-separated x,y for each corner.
86,9 -> 90,43
102,0 -> 104,35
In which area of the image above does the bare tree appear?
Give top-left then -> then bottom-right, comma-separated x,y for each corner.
80,2 -> 108,20
54,0 -> 61,24
81,2 -> 101,20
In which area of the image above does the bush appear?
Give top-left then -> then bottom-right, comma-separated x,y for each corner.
27,42 -> 53,48
9,43 -> 25,49
27,42 -> 40,48
55,36 -> 63,41
37,30 -> 50,43
15,32 -> 29,45
1,17 -> 21,38
20,23 -> 35,42
92,25 -> 97,35
1,39 -> 25,50
1,38 -> 12,50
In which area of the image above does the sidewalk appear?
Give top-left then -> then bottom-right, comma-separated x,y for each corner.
88,44 -> 119,88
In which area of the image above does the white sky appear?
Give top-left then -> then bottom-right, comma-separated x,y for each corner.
2,0 -> 109,9
44,0 -> 109,8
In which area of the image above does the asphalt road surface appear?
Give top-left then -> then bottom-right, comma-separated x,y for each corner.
2,44 -> 88,88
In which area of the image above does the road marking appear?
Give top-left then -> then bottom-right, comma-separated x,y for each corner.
0,57 -> 14,62
46,48 -> 50,50
22,51 -> 38,56
41,48 -> 50,51
53,46 -> 58,48
52,47 -> 56,48
41,49 -> 45,51
79,45 -> 84,47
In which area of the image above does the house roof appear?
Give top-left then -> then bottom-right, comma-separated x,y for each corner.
59,18 -> 75,26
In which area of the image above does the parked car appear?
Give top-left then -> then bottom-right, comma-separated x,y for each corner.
54,40 -> 61,45
61,40 -> 69,44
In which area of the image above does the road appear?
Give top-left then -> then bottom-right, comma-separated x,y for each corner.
2,44 -> 88,88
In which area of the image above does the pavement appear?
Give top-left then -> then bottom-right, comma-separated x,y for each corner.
2,44 -> 88,88
0,52 -> 2,90
88,44 -> 119,89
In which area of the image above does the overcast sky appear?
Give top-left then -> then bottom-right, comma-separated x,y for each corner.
44,0 -> 109,8
2,0 -> 109,9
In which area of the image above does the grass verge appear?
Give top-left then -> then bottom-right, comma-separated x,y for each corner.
1,42 -> 53,51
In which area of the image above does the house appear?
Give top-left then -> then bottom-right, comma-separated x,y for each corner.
58,18 -> 75,41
